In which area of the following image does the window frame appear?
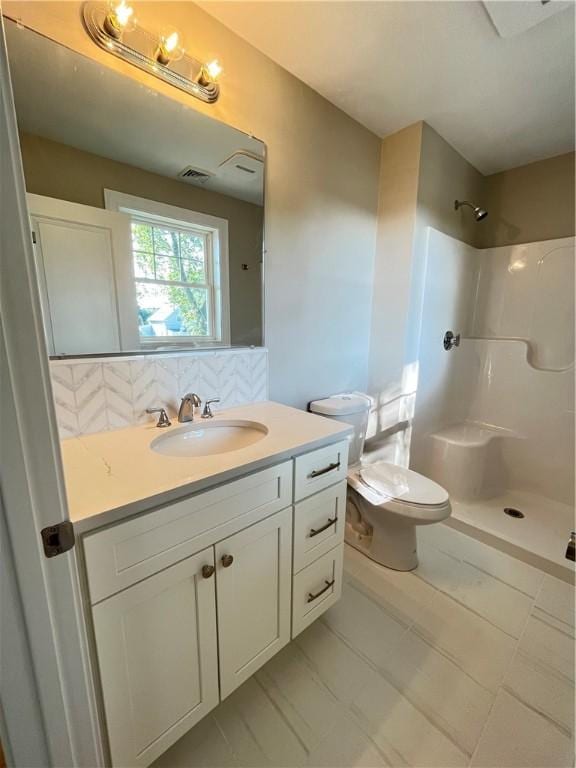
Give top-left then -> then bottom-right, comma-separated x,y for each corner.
104,189 -> 230,347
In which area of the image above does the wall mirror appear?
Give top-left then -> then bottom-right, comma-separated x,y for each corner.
6,21 -> 265,358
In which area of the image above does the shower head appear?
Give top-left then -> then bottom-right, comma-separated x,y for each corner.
454,199 -> 488,222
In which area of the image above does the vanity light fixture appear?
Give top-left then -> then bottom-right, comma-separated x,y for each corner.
82,1 -> 221,103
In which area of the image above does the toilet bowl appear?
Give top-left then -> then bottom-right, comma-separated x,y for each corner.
346,462 -> 451,570
309,393 -> 451,570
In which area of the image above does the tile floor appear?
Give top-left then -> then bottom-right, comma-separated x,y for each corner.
154,524 -> 575,768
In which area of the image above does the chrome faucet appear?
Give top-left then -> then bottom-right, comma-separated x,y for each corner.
178,393 -> 201,423
201,398 -> 220,419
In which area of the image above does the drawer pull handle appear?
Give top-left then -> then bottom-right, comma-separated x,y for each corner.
307,579 -> 335,603
221,554 -> 234,568
309,517 -> 337,537
201,564 -> 215,579
309,461 -> 340,479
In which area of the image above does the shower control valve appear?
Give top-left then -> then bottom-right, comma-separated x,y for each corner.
443,330 -> 461,351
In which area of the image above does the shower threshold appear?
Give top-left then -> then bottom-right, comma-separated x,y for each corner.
447,490 -> 575,584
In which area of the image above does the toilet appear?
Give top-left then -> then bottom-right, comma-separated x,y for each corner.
309,393 -> 451,571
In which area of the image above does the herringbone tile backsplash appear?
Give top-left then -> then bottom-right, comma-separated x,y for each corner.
50,348 -> 268,439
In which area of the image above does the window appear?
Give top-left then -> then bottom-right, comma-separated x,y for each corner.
131,219 -> 212,339
105,191 -> 230,346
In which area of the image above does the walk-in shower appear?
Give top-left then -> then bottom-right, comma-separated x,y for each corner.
410,228 -> 575,582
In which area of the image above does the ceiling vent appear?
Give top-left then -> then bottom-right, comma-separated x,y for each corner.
218,151 -> 263,177
178,166 -> 214,184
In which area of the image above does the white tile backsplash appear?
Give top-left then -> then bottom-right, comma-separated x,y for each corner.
50,348 -> 268,439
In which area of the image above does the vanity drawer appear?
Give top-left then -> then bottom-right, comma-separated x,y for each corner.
293,482 -> 346,572
294,440 -> 349,501
83,461 -> 293,603
291,544 -> 343,637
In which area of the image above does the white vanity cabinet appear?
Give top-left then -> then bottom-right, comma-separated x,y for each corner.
81,439 -> 349,767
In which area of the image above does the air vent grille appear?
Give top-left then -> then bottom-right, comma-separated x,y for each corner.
178,166 -> 213,184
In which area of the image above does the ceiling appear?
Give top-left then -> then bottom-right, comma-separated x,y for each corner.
6,21 -> 265,204
199,0 -> 575,175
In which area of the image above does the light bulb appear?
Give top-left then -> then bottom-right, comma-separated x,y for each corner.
104,0 -> 135,39
198,59 -> 223,86
156,29 -> 183,65
206,59 -> 222,80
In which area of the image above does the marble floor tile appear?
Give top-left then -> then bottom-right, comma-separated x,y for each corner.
213,677 -> 308,767
535,575 -> 576,630
471,689 -> 575,767
151,715 -> 236,768
151,528 -> 575,768
307,712 -> 390,768
254,643 -> 342,752
322,579 -> 408,670
352,673 -> 468,767
375,630 -> 495,757
344,546 -> 439,627
410,589 -> 517,693
417,531 -> 535,638
418,524 -> 545,598
295,619 -> 375,707
504,614 -> 575,735
443,559 -> 533,639
412,541 -> 463,593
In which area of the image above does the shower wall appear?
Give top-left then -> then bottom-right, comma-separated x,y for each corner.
411,228 -> 575,507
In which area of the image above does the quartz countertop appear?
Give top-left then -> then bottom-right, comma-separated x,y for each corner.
62,401 -> 352,533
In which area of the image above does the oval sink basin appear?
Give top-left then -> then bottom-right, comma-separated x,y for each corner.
151,419 -> 268,458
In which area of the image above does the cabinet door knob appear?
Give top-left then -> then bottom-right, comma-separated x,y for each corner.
201,564 -> 215,579
221,554 -> 234,568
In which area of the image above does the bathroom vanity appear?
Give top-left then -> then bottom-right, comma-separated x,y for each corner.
64,402 -> 351,767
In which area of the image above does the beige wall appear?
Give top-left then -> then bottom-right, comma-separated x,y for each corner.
4,1 -> 381,408
479,152 -> 575,248
368,123 -> 421,436
366,122 -> 487,462
417,124 -> 485,249
19,132 -> 264,346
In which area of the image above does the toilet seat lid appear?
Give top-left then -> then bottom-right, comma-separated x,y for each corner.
359,462 -> 449,507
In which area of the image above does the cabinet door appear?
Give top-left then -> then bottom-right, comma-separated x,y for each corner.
92,548 -> 219,767
216,507 -> 292,698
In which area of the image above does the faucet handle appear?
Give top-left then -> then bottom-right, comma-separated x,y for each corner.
566,531 -> 576,562
146,407 -> 171,428
201,398 -> 220,419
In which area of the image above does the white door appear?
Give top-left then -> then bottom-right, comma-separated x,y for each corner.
27,193 -> 138,354
216,508 -> 292,698
92,548 -> 220,768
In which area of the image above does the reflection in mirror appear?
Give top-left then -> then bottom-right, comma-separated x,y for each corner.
6,21 -> 265,357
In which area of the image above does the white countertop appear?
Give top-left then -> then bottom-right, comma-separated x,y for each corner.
62,401 -> 352,533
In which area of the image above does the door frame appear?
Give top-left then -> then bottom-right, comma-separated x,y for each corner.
0,13 -> 103,767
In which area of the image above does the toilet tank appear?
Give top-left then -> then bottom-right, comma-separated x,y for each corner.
309,393 -> 371,466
